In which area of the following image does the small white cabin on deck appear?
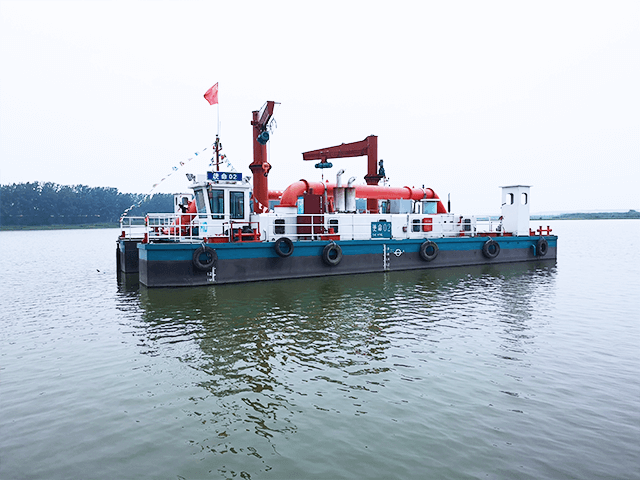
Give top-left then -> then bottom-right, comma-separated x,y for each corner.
501,185 -> 531,236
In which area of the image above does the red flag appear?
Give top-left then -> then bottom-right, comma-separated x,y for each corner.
204,83 -> 219,105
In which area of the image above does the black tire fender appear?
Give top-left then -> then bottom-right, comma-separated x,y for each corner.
482,238 -> 500,259
274,237 -> 294,257
419,240 -> 439,262
322,242 -> 343,266
192,245 -> 217,271
537,237 -> 548,257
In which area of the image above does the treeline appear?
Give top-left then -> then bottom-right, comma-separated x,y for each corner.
531,210 -> 640,220
0,182 -> 174,227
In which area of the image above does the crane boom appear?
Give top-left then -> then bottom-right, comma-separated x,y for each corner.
303,136 -> 374,161
302,135 -> 382,212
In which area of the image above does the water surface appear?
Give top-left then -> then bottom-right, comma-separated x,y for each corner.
1,220 -> 638,479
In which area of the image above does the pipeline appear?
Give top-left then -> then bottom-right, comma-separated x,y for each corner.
277,180 -> 447,213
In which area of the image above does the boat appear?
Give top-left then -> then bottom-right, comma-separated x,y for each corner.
117,100 -> 557,287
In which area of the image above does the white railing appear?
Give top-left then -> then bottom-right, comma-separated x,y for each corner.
143,213 -> 262,243
472,216 -> 505,236
131,211 -> 512,244
146,213 -> 203,242
264,214 -> 509,241
119,216 -> 146,239
264,214 -> 455,241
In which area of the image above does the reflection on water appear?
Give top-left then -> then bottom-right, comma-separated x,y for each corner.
6,223 -> 639,480
118,262 -> 557,477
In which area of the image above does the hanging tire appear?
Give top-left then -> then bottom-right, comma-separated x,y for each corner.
419,240 -> 439,262
537,237 -> 548,257
192,245 -> 217,271
274,237 -> 294,257
322,242 -> 343,266
482,238 -> 500,259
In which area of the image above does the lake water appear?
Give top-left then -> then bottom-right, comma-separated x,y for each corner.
1,220 -> 639,480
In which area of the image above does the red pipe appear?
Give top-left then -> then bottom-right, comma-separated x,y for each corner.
278,181 -> 446,213
278,180 -> 329,206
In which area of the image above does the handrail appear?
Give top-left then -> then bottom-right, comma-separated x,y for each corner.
136,211 -> 518,243
146,213 -> 204,242
119,216 -> 146,239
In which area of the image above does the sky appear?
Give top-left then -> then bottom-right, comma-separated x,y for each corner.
1,0 -> 638,215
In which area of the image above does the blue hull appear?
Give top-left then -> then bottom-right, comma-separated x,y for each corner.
138,236 -> 557,287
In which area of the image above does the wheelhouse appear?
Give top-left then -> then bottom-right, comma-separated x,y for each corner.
190,171 -> 252,236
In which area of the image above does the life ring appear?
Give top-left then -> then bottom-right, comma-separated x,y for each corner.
322,242 -> 343,266
537,237 -> 548,257
274,237 -> 294,257
192,245 -> 217,271
482,238 -> 500,259
419,240 -> 439,261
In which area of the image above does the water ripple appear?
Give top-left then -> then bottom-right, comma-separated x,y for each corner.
2,223 -> 639,479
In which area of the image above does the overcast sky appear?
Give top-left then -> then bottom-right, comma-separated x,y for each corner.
1,0 -> 638,214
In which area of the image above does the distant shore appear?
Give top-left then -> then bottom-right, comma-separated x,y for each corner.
0,223 -> 118,231
531,210 -> 639,221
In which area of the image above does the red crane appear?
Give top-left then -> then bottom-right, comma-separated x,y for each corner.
302,135 -> 383,213
250,101 -> 277,213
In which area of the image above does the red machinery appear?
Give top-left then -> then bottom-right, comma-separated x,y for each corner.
302,135 -> 382,213
277,180 -> 447,214
250,101 -> 277,213
251,104 -> 445,215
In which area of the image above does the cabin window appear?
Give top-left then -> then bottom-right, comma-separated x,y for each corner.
508,193 -> 514,205
209,189 -> 224,219
274,218 -> 285,234
230,191 -> 244,219
175,195 -> 190,212
329,218 -> 339,234
194,189 -> 207,214
412,219 -> 421,232
521,192 -> 528,205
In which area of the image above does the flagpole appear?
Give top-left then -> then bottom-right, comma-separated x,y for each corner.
203,82 -> 220,170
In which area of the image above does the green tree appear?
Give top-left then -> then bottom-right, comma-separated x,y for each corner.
1,182 -> 174,227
